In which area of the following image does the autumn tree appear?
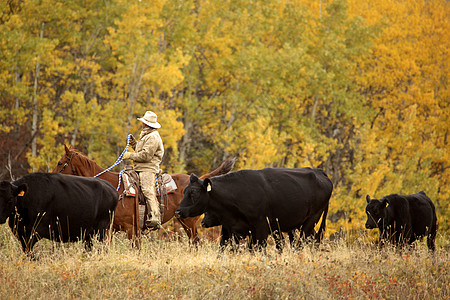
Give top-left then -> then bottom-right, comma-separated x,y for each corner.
345,0 -> 449,233
1,0 -> 447,238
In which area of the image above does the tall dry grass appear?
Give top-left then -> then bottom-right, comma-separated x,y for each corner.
0,223 -> 448,299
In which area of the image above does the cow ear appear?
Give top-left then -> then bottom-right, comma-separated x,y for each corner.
204,178 -> 212,192
190,173 -> 199,184
382,199 -> 389,207
366,195 -> 371,203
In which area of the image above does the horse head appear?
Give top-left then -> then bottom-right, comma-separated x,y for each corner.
52,145 -> 100,177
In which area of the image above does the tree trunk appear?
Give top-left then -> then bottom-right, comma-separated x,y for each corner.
179,118 -> 193,164
31,23 -> 45,170
126,59 -> 144,135
71,120 -> 79,146
310,95 -> 319,126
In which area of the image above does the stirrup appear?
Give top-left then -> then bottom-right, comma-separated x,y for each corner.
145,218 -> 161,230
149,224 -> 162,231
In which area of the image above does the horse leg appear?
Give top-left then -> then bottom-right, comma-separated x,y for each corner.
113,219 -> 141,249
133,194 -> 141,249
124,224 -> 140,249
177,217 -> 200,244
116,195 -> 141,249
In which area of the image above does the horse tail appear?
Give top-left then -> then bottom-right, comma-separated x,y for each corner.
199,157 -> 236,179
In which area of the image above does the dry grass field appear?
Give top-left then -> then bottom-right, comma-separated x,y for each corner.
0,224 -> 448,300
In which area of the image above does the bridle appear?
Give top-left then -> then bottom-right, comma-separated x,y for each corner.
57,153 -> 77,175
56,134 -> 132,191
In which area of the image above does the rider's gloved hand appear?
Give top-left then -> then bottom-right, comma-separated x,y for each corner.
129,135 -> 137,147
123,152 -> 132,160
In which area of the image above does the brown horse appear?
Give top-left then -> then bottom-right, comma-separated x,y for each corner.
53,145 -> 235,246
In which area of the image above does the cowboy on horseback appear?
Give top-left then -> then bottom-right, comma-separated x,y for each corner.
123,111 -> 164,230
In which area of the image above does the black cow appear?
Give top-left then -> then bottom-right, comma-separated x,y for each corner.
0,172 -> 119,253
202,211 -> 299,252
365,191 -> 438,250
176,167 -> 333,252
201,211 -> 242,251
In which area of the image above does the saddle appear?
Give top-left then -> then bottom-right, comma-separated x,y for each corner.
122,170 -> 177,205
122,170 -> 145,205
156,173 -> 177,197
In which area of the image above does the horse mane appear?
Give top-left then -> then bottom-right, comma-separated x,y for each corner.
199,157 -> 236,179
67,147 -> 105,175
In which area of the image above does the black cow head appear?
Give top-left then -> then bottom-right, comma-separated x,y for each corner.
175,174 -> 211,219
365,195 -> 388,229
0,181 -> 27,224
201,211 -> 221,228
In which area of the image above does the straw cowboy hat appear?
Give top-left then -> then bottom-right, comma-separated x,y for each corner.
137,111 -> 161,128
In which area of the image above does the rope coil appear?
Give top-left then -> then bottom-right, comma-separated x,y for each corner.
94,134 -> 132,191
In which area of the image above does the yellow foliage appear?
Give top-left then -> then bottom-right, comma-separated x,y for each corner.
1,0 -> 448,238
235,117 -> 284,169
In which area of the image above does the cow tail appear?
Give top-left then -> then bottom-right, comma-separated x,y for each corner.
315,203 -> 329,243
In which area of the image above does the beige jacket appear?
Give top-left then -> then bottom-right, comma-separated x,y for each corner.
130,128 -> 164,173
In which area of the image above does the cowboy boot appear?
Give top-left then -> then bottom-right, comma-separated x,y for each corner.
145,197 -> 161,230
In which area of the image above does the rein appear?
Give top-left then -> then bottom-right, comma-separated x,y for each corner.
93,134 -> 132,191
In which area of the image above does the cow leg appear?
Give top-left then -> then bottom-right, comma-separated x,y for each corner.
427,223 -> 437,251
288,231 -> 294,245
218,228 -> 241,252
407,234 -> 417,246
17,235 -> 38,259
400,225 -> 412,246
218,227 -> 231,252
300,204 -> 328,246
271,230 -> 284,253
19,238 -> 32,254
378,230 -> 388,248
249,227 -> 269,253
395,228 -> 409,248
84,237 -> 93,251
288,230 -> 303,250
14,224 -> 38,256
247,236 -> 257,253
231,234 -> 241,252
299,211 -> 325,245
95,221 -> 110,243
427,234 -> 436,251
250,237 -> 267,254
214,228 -> 240,254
